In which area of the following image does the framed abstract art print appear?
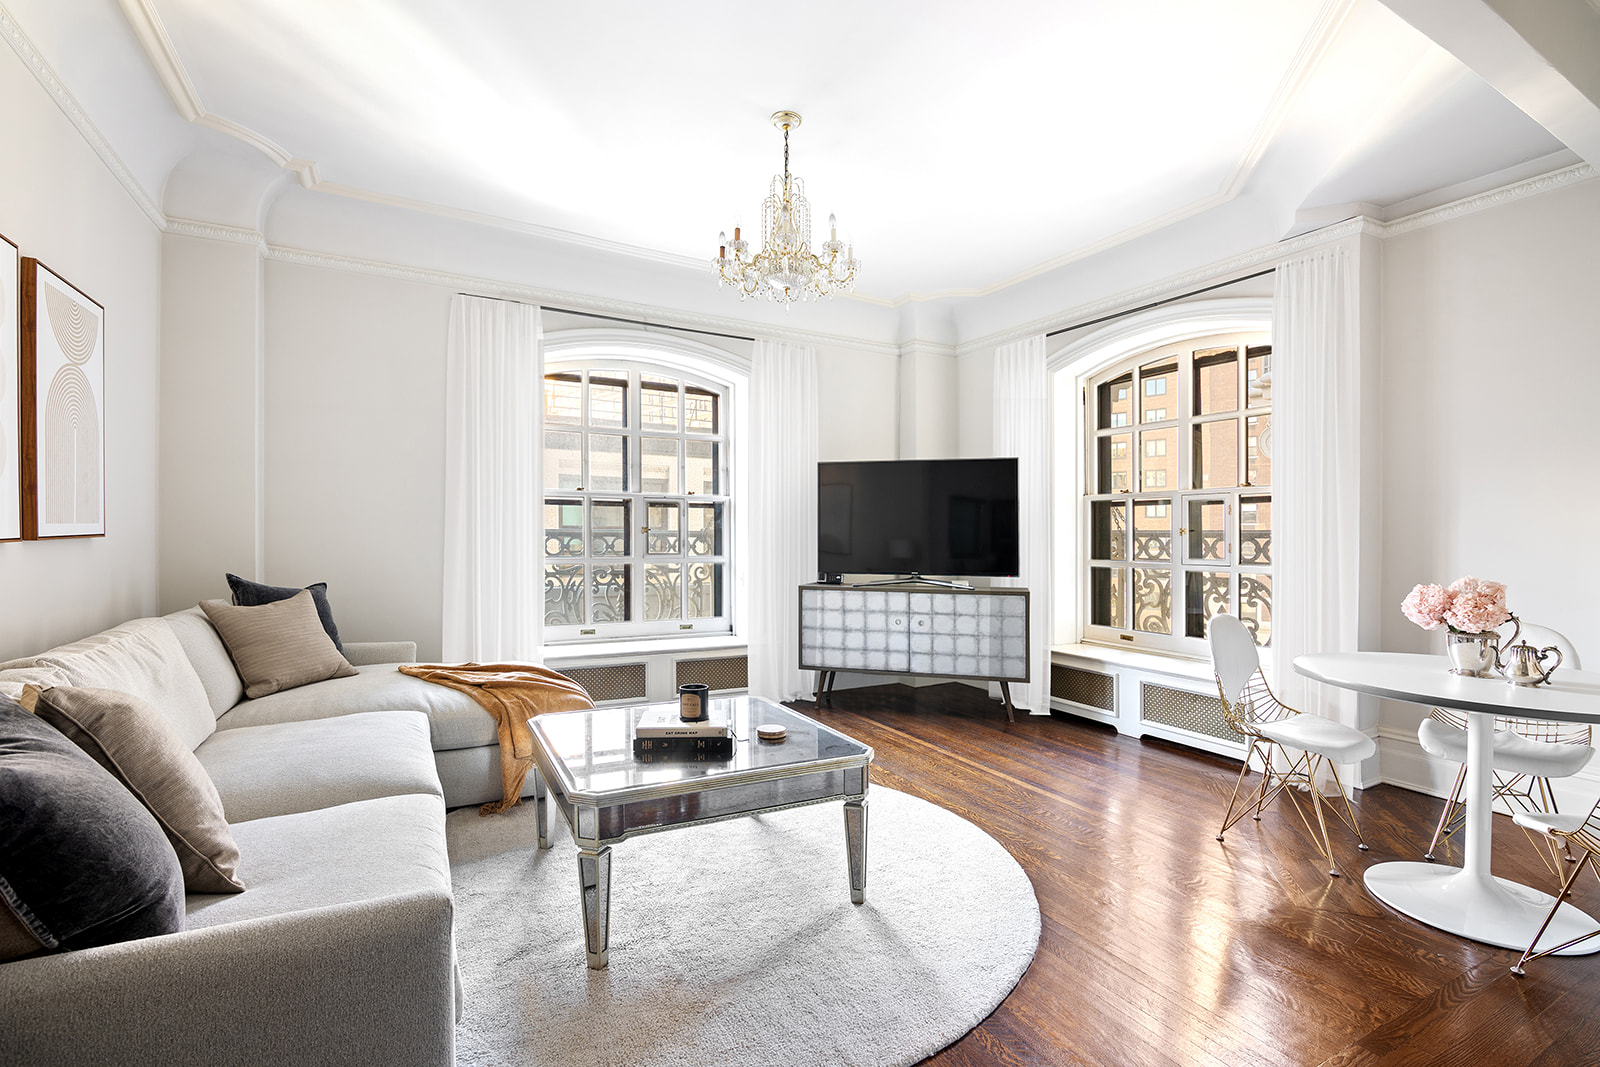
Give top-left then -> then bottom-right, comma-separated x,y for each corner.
21,258 -> 105,539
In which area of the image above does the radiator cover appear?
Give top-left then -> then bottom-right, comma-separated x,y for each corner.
1051,663 -> 1115,711
676,656 -> 749,692
1140,682 -> 1234,742
559,663 -> 648,704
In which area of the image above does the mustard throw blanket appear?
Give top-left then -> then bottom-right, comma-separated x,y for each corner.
399,663 -> 595,815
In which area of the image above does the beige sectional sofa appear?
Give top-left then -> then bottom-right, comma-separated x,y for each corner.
0,605 -> 523,1066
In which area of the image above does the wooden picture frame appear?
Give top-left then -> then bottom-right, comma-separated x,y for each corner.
21,259 -> 105,539
0,233 -> 17,541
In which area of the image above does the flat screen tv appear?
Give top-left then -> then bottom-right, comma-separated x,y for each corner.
817,458 -> 1019,578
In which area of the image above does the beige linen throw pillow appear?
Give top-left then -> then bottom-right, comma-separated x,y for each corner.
202,589 -> 358,699
21,683 -> 245,894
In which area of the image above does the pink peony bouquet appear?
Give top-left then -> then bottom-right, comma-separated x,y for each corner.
1401,576 -> 1511,634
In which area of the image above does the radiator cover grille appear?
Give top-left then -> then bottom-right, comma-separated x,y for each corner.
1140,682 -> 1234,742
676,656 -> 749,692
560,663 -> 648,704
1051,664 -> 1115,711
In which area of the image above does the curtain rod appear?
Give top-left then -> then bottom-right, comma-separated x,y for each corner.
455,292 -> 756,343
1045,267 -> 1277,339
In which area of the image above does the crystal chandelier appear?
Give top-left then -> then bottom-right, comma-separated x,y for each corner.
714,111 -> 859,307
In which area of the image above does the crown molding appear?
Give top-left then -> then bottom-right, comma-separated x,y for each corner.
0,3 -> 165,229
898,340 -> 959,359
1379,161 -> 1595,236
262,243 -> 903,357
165,217 -> 267,248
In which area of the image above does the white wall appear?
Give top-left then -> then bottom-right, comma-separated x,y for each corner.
1379,177 -> 1600,794
159,233 -> 262,612
0,39 -> 162,661
956,349 -> 995,458
897,348 -> 958,459
261,260 -> 454,659
817,342 -> 900,462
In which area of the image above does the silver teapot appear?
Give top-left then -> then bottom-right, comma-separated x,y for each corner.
1497,640 -> 1563,687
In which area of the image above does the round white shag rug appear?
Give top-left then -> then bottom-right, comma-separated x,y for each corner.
447,786 -> 1039,1067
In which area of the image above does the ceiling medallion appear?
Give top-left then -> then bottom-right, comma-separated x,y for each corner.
715,111 -> 860,308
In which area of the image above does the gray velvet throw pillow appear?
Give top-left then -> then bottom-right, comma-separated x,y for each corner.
202,589 -> 359,699
0,697 -> 184,957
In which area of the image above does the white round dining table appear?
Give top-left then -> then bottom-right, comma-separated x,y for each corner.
1294,651 -> 1600,955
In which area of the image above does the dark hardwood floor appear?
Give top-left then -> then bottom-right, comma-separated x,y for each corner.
793,682 -> 1600,1067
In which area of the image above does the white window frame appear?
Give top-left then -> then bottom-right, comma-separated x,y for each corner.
1080,330 -> 1273,657
541,332 -> 748,646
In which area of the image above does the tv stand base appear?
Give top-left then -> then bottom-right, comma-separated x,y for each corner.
850,575 -> 972,589
813,670 -> 1016,724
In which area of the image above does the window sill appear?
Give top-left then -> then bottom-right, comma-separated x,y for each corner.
544,634 -> 747,665
1051,642 -> 1216,684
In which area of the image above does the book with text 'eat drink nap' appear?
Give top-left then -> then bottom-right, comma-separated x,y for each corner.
634,703 -> 731,739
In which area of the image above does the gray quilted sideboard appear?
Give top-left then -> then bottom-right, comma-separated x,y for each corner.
798,584 -> 1030,721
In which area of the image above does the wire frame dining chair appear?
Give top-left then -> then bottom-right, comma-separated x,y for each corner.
1211,614 -> 1376,877
1510,800 -> 1600,975
1420,625 -> 1589,880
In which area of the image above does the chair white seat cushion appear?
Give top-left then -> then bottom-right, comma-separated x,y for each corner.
1257,714 -> 1376,764
1417,718 -> 1594,779
1514,809 -> 1588,835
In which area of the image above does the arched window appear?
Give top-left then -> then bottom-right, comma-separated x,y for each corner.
1083,330 -> 1272,653
541,336 -> 743,643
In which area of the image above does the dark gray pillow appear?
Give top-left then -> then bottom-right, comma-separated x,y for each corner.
227,572 -> 343,651
0,697 -> 184,957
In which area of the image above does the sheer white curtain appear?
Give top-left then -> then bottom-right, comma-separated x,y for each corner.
1273,244 -> 1362,734
747,339 -> 818,702
442,295 -> 544,663
993,334 -> 1051,713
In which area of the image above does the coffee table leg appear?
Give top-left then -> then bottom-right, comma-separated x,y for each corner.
533,768 -> 549,850
845,798 -> 868,904
578,845 -> 612,969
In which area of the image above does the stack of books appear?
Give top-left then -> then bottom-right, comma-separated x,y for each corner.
633,703 -> 735,761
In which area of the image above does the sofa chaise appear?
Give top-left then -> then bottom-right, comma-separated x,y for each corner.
0,604 -> 536,1066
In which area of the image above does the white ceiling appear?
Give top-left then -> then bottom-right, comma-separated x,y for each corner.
3,0 -> 1578,305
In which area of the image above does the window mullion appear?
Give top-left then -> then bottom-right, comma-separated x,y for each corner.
578,371 -> 592,626
629,369 -> 643,628
678,390 -> 688,623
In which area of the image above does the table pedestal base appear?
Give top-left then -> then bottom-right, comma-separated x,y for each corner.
1365,861 -> 1600,955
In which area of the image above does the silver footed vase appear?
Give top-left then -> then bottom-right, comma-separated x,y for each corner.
1445,615 -> 1519,678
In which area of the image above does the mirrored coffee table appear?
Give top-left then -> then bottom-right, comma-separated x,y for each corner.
527,696 -> 873,968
